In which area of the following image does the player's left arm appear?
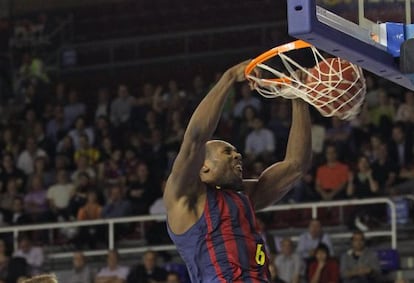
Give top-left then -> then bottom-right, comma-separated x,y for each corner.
245,99 -> 311,210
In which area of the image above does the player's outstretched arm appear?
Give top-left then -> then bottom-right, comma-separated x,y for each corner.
246,99 -> 312,210
163,61 -> 249,210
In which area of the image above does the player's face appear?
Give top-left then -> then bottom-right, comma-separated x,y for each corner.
206,141 -> 243,189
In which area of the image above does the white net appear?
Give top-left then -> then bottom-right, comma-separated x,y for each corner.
246,44 -> 367,120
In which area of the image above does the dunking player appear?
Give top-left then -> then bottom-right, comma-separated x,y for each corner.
164,60 -> 312,282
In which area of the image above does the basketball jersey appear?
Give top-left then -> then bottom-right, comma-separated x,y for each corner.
167,188 -> 270,283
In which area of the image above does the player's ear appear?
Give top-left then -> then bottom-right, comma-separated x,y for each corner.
201,164 -> 210,173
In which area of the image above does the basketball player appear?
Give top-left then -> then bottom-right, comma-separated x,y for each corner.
164,60 -> 311,282
21,274 -> 58,283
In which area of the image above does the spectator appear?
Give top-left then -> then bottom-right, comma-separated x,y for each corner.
122,148 -> 139,177
371,143 -> 398,192
13,235 -> 44,275
73,135 -> 100,165
75,190 -> 103,249
234,105 -> 257,150
101,186 -> 130,219
95,88 -> 111,119
166,272 -> 182,283
46,170 -> 75,221
68,116 -> 95,150
8,197 -> 31,225
297,219 -> 334,260
97,137 -> 114,163
24,175 -> 48,222
315,145 -> 349,200
17,136 -> 48,175
325,117 -> 352,152
21,274 -> 58,283
127,251 -> 167,283
110,84 -> 134,128
67,252 -> 94,283
369,89 -> 395,129
0,239 -> 9,280
1,128 -> 18,156
56,136 -> 75,167
0,153 -> 26,193
244,117 -> 276,163
94,116 -> 112,143
71,155 -> 96,186
0,178 -> 22,213
347,156 -> 379,199
68,173 -> 94,217
46,105 -> 69,144
98,149 -> 124,186
64,90 -> 86,127
233,82 -> 261,118
95,250 -> 129,283
274,238 -> 301,283
256,215 -> 279,256
307,243 -> 340,283
395,90 -> 414,123
388,122 -> 413,170
30,157 -> 54,188
126,162 -> 157,215
340,231 -> 381,283
268,262 -> 286,283
146,128 -> 168,179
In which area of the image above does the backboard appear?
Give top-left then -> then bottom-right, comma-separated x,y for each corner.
287,0 -> 414,90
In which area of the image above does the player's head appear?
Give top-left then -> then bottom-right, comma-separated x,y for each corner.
201,140 -> 243,190
21,274 -> 58,283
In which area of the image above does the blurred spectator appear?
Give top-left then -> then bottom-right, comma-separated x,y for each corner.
56,136 -> 75,166
310,117 -> 326,159
13,235 -> 44,275
24,175 -> 48,222
68,116 -> 95,150
267,100 -> 291,159
122,148 -> 139,177
0,178 -> 22,213
17,136 -> 48,175
234,105 -> 257,150
46,170 -> 75,221
30,157 -> 54,188
146,129 -> 168,178
0,239 -> 8,281
369,89 -> 395,129
371,143 -> 398,192
297,219 -> 334,260
68,173 -> 94,217
166,272 -> 182,283
95,88 -> 111,119
98,149 -> 124,186
395,90 -> 414,123
17,52 -> 49,86
33,122 -> 54,157
95,250 -> 129,283
97,137 -> 114,163
76,190 -> 104,249
268,262 -> 285,283
307,243 -> 340,283
126,162 -> 157,215
94,116 -> 112,143
233,83 -> 261,118
64,90 -> 86,127
244,117 -> 276,164
71,155 -> 96,186
274,238 -> 301,283
0,153 -> 26,192
73,135 -> 100,165
340,231 -> 380,283
110,84 -> 134,128
127,251 -> 167,283
46,106 -> 69,144
315,145 -> 349,200
346,156 -> 379,199
0,128 -> 18,156
8,197 -> 30,225
101,186 -> 130,219
324,117 -> 352,153
388,122 -> 413,169
67,252 -> 94,283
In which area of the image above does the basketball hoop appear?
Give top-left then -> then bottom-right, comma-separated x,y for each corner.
245,40 -> 366,120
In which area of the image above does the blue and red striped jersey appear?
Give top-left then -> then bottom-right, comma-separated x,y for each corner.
167,187 -> 270,283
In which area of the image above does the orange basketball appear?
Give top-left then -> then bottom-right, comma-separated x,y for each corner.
306,58 -> 364,119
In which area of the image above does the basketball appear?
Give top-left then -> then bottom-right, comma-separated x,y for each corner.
306,57 -> 365,119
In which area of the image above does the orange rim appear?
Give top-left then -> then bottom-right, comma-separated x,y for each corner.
245,40 -> 312,84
